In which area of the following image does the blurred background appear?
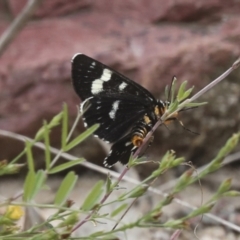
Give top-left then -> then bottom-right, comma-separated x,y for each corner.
0,0 -> 240,239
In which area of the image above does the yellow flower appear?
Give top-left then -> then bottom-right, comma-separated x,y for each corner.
5,205 -> 24,220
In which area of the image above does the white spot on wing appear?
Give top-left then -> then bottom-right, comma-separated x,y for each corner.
91,79 -> 103,94
119,82 -> 128,91
89,62 -> 96,69
125,142 -> 131,146
91,69 -> 112,95
100,69 -> 112,81
103,159 -> 111,168
109,100 -> 120,119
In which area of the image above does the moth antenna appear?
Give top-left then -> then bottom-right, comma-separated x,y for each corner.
163,117 -> 199,135
179,106 -> 198,112
177,118 -> 199,135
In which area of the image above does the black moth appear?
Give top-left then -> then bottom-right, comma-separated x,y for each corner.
71,53 -> 176,168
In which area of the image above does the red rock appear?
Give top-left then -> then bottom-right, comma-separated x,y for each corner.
9,0 -> 92,17
93,0 -> 235,22
9,0 -> 240,22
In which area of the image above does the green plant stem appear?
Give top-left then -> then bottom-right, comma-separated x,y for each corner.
66,109 -> 82,143
71,166 -> 129,233
49,111 -> 82,169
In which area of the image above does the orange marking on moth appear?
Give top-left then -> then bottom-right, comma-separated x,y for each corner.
154,106 -> 160,117
143,115 -> 151,124
132,135 -> 144,147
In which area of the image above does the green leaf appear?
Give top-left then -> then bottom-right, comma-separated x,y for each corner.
165,84 -> 170,100
111,203 -> 128,217
34,126 -> 46,141
43,121 -> 51,170
177,81 -> 187,101
57,212 -> 78,227
0,216 -> 15,225
61,103 -> 68,149
181,87 -> 194,101
23,170 -> 46,201
212,133 -> 240,167
127,153 -> 138,168
48,111 -> 63,128
105,174 -> 112,194
34,112 -> 63,141
81,180 -> 104,211
23,171 -> 35,201
26,141 -> 35,173
223,190 -> 240,197
173,169 -> 193,194
54,171 -> 78,206
48,159 -> 85,174
159,195 -> 174,207
184,203 -> 214,219
128,185 -> 148,198
29,170 -> 46,200
172,157 -> 185,167
170,76 -> 177,104
31,230 -> 57,240
64,124 -> 99,151
89,231 -> 105,238
158,150 -> 176,172
168,100 -> 178,113
184,102 -> 208,108
217,179 -> 231,194
164,219 -> 186,228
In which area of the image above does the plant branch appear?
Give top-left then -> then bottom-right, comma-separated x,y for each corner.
189,58 -> 240,102
0,0 -> 42,57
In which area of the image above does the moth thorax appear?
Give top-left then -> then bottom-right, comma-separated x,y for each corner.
155,100 -> 170,118
155,106 -> 166,119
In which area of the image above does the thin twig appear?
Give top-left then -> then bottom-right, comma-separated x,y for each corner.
112,198 -> 138,230
189,58 -> 240,102
170,230 -> 182,240
0,0 -> 42,57
66,107 -> 82,143
160,151 -> 240,192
